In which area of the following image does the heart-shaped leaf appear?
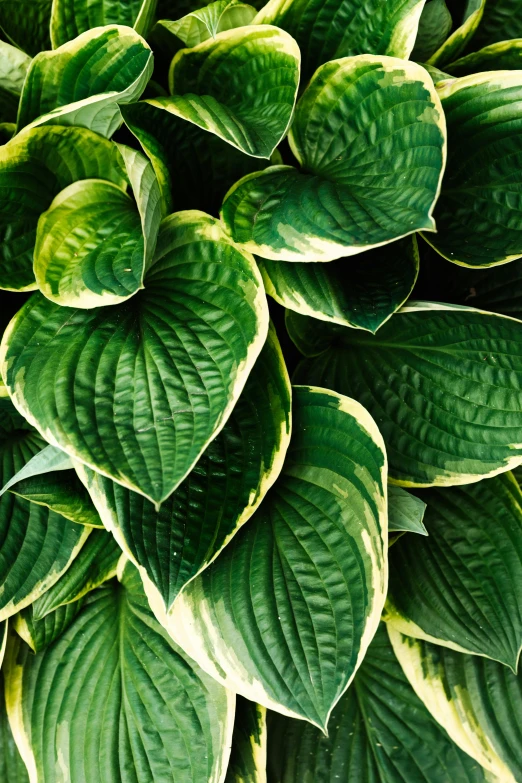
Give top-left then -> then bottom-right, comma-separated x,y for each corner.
389,629 -> 522,783
167,385 -> 387,729
292,302 -> 522,486
17,25 -> 153,137
51,0 -> 156,47
259,236 -> 419,333
76,322 -> 291,611
0,125 -> 127,291
254,0 -> 425,83
226,697 -> 266,783
222,55 -> 446,261
1,211 -> 269,505
160,0 -> 257,48
4,562 -> 235,783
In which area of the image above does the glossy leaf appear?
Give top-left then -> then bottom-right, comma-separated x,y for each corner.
0,0 -> 52,56
14,599 -> 86,653
426,70 -> 522,267
472,0 -> 522,50
259,236 -> 419,333
142,25 -> 300,159
0,43 -> 30,124
254,0 -> 426,83
9,472 -> 103,528
0,445 -> 73,498
51,0 -> 156,47
387,485 -> 427,536
1,211 -> 269,505
226,697 -> 267,783
0,672 -> 28,783
76,323 -> 291,611
267,623 -> 488,783
0,124 -> 127,291
411,0 -> 453,62
30,529 -> 121,620
390,630 -> 522,783
4,563 -> 235,783
447,38 -> 522,75
386,473 -> 522,669
0,397 -> 45,484
222,55 -> 446,262
292,302 -> 522,486
167,385 -> 387,729
427,0 -> 486,67
446,258 -> 522,319
159,0 -> 257,48
122,99 -> 268,216
17,25 -> 153,138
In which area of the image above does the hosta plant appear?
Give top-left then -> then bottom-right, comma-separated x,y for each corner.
1,0 -> 522,780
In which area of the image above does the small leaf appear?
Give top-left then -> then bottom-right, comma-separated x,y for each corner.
0,445 -> 73,498
472,0 -> 522,50
159,0 -> 257,48
427,0 -> 486,67
14,599 -> 86,653
447,39 -> 522,76
5,563 -> 235,783
411,0 -> 453,62
0,671 -> 28,783
387,485 -> 427,536
226,697 -> 267,783
167,385 -> 387,729
9,472 -> 104,528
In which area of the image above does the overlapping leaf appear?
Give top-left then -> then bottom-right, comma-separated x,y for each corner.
387,485 -> 427,537
14,599 -> 86,652
0,43 -> 30,124
17,25 -> 153,137
222,55 -> 446,262
51,0 -> 156,47
385,473 -> 522,668
411,0 -> 453,61
390,630 -> 522,783
447,39 -> 522,76
426,0 -> 486,67
0,673 -> 28,783
4,563 -> 235,783
159,0 -> 257,48
1,211 -> 269,505
472,0 -> 522,50
76,323 -> 291,612
226,697 -> 267,783
167,385 -> 387,729
292,302 -> 522,486
0,0 -> 52,56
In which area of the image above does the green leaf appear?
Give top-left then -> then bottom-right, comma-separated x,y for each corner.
389,630 -> 522,783
0,397 -> 45,484
0,672 -> 28,783
445,255 -> 522,319
222,56 -> 446,262
122,99 -> 268,216
254,0 -> 426,83
76,323 -> 291,611
5,562 -> 235,783
166,385 -> 387,730
259,236 -> 419,333
51,0 -> 156,47
226,697 -> 267,783
9,472 -> 104,528
427,0 -> 486,67
0,124 -> 15,144
426,70 -> 522,267
0,446 -> 73,498
411,0 -> 453,61
1,211 -> 269,506
141,25 -> 300,159
385,472 -> 522,669
0,621 -> 6,666
159,0 -> 257,48
14,599 -> 86,653
472,0 -> 522,50
0,124 -> 127,291
0,42 -> 30,124
387,485 -> 427,536
446,39 -> 522,76
0,0 -> 52,56
30,528 -> 121,620
267,623 -> 488,783
17,25 -> 153,138
292,302 -> 522,486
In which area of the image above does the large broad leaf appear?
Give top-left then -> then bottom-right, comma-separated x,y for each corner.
17,25 -> 153,138
146,25 -> 300,159
254,0 -> 426,83
0,673 -> 28,783
0,125 -> 127,291
0,0 -> 52,56
390,630 -> 522,783
30,528 -> 122,619
426,70 -> 522,267
292,302 -> 522,486
122,99 -> 269,216
472,0 -> 522,50
76,323 -> 291,612
51,0 -> 156,47
13,599 -> 86,653
33,146 -> 162,308
0,43 -> 30,124
259,236 -> 419,333
446,39 -> 522,76
267,623 -> 488,783
426,0 -> 486,67
4,563 -> 235,783
411,0 -> 453,61
159,0 -> 257,48
1,211 -> 268,506
226,697 -> 267,783
167,385 -> 387,730
387,485 -> 427,536
222,56 -> 446,262
385,473 -> 522,669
